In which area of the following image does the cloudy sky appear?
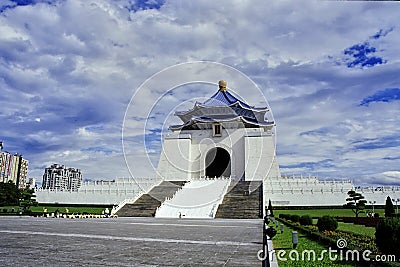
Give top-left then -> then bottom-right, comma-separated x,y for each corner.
1,0 -> 400,186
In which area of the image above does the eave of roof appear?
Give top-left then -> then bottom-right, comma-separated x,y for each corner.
169,116 -> 274,131
175,101 -> 268,117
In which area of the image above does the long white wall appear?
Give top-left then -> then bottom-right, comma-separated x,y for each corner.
35,177 -> 160,205
264,177 -> 400,206
35,175 -> 400,208
358,187 -> 400,206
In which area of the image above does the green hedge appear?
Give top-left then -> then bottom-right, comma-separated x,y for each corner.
290,214 -> 300,222
279,214 -> 291,220
278,214 -> 313,226
300,215 -> 313,226
375,218 -> 400,258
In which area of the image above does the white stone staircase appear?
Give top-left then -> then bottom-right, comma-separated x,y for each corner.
155,178 -> 231,218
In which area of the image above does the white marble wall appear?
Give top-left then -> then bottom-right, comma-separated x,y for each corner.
245,133 -> 281,181
158,127 -> 280,182
35,177 -> 161,205
264,178 -> 400,206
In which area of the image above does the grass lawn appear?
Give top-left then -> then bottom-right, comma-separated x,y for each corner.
0,205 -> 111,215
30,206 -> 109,214
305,220 -> 376,238
272,223 -> 362,267
271,208 -> 382,266
337,222 -> 375,238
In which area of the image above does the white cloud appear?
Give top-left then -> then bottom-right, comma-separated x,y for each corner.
361,171 -> 400,186
0,0 -> 399,186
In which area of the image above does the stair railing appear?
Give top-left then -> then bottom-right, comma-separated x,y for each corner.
211,177 -> 232,218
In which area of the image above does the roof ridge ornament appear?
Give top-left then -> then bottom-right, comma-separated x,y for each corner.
218,80 -> 227,92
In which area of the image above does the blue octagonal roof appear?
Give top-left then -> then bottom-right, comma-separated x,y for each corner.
202,90 -> 252,108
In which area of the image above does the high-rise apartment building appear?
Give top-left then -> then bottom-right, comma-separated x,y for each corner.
42,164 -> 82,191
0,150 -> 29,188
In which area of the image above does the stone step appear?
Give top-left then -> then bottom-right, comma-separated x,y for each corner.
215,181 -> 263,219
117,181 -> 186,217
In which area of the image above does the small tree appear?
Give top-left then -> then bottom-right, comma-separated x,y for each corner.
19,187 -> 38,212
317,215 -> 338,231
0,181 -> 20,206
344,190 -> 367,217
267,199 -> 274,217
385,196 -> 395,218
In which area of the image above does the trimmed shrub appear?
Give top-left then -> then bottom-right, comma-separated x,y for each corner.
279,214 -> 291,220
385,196 -> 395,218
300,215 -> 313,226
290,215 -> 300,223
317,215 -> 338,232
375,218 -> 400,257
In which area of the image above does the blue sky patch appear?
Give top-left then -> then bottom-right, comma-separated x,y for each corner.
360,88 -> 400,106
124,0 -> 165,12
81,146 -> 115,155
280,159 -> 334,171
383,156 -> 400,161
371,27 -> 394,39
299,122 -> 351,137
344,42 -> 386,68
144,129 -> 162,151
352,135 -> 400,150
0,0 -> 63,12
299,128 -> 329,137
340,28 -> 393,69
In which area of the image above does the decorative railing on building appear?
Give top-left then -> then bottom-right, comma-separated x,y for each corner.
35,177 -> 162,205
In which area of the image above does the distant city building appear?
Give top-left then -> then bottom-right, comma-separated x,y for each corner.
27,177 -> 36,189
42,164 -> 82,191
0,150 -> 29,189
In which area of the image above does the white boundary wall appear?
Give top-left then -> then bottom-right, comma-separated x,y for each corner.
265,177 -> 400,206
35,177 -> 161,205
35,175 -> 400,207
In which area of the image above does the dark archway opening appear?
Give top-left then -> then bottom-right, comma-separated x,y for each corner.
205,147 -> 231,178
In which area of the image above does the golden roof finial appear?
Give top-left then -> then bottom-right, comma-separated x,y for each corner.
218,80 -> 227,92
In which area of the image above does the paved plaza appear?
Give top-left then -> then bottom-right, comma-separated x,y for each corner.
0,217 -> 264,266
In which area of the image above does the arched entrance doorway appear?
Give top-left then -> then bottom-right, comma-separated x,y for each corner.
205,147 -> 231,177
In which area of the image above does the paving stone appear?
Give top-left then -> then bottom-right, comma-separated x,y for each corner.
0,217 -> 264,266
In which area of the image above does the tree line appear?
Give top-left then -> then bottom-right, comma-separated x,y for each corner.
0,181 -> 37,211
